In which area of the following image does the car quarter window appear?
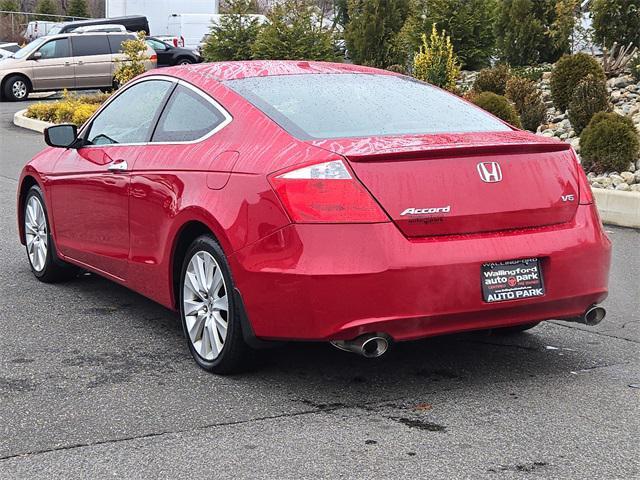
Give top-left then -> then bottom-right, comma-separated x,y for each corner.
151,85 -> 228,143
71,35 -> 111,56
85,80 -> 174,146
38,38 -> 70,59
108,34 -> 135,54
146,38 -> 167,50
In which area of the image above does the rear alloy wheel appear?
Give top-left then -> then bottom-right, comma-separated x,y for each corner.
180,235 -> 250,374
177,58 -> 193,65
24,186 -> 76,282
4,75 -> 29,101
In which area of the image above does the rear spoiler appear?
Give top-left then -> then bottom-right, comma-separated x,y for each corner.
343,142 -> 571,162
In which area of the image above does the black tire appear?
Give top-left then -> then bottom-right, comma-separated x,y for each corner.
176,58 -> 193,65
179,234 -> 251,374
3,75 -> 30,101
493,322 -> 541,334
23,186 -> 77,283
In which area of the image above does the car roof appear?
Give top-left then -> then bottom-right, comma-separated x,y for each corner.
41,31 -> 136,41
159,60 -> 396,83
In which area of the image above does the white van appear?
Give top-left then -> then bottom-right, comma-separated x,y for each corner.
166,13 -> 267,50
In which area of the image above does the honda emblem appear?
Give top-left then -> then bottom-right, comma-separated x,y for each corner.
477,162 -> 503,183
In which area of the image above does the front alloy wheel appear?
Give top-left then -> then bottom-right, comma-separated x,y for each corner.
180,235 -> 250,373
4,75 -> 29,101
25,194 -> 48,272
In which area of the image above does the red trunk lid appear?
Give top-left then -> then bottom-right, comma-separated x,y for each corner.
309,132 -> 580,237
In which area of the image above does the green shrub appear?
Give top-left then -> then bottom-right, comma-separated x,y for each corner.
631,54 -> 640,81
567,74 -> 610,135
471,91 -> 522,128
71,103 -> 99,126
202,0 -> 262,61
344,0 -> 412,68
386,64 -> 407,74
25,102 -> 58,122
505,76 -> 546,131
550,53 -> 605,112
494,0 -> 576,66
66,0 -> 88,18
580,112 -> 640,173
412,24 -> 460,91
114,31 -> 149,86
407,0 -> 496,70
511,65 -> 548,82
252,0 -> 337,61
473,64 -> 511,95
25,91 -> 106,126
590,0 -> 640,48
519,92 -> 547,132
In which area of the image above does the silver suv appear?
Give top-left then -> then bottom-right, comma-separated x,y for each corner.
0,32 -> 157,101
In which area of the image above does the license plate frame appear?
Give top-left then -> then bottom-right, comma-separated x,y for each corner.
481,258 -> 545,303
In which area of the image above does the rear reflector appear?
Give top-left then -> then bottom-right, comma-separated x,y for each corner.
269,160 -> 388,223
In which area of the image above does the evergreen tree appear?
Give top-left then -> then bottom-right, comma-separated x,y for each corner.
494,0 -> 576,66
67,0 -> 89,18
591,0 -> 640,48
35,0 -> 58,20
203,0 -> 263,61
0,0 -> 19,14
344,0 -> 412,68
252,0 -> 337,61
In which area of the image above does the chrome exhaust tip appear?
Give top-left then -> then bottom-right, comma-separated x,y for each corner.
330,333 -> 390,358
583,305 -> 606,326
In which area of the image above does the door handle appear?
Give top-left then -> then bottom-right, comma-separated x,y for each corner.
77,60 -> 84,65
107,159 -> 128,172
64,61 -> 71,66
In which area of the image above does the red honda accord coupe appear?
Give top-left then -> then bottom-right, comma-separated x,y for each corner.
17,61 -> 611,373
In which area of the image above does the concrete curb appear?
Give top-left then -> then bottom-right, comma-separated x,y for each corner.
13,109 -> 54,133
593,189 -> 640,229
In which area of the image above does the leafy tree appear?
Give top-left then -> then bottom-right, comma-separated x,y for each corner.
590,0 -> 640,48
413,24 -> 460,91
203,0 -> 263,61
252,0 -> 337,61
494,0 -> 576,66
114,32 -> 149,87
67,0 -> 89,18
407,0 -> 496,70
344,0 -> 412,68
35,0 -> 58,20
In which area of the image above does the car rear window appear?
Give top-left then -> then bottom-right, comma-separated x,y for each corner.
224,73 -> 511,140
71,35 -> 111,56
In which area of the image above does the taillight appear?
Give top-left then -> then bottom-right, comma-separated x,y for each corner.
571,148 -> 593,205
269,160 -> 389,223
150,53 -> 157,62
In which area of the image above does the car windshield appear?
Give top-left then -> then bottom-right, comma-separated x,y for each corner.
48,24 -> 63,35
12,37 -> 47,59
225,73 -> 511,140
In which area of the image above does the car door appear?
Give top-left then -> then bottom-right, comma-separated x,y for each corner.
128,82 -> 232,304
70,34 -> 112,88
30,37 -> 75,90
49,78 -> 175,281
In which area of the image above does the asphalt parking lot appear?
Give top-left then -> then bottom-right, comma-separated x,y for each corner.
0,99 -> 638,479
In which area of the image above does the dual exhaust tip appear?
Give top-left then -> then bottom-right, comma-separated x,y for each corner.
330,305 -> 606,358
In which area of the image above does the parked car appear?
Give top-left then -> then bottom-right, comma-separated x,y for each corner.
0,43 -> 20,61
145,36 -> 201,66
17,61 -> 611,374
0,32 -> 156,101
47,15 -> 149,36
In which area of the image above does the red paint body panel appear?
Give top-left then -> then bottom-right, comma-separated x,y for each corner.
17,61 -> 612,344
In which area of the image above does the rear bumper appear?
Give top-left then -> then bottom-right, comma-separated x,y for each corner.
229,205 -> 611,342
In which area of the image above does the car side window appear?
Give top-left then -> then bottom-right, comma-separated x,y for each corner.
152,85 -> 228,143
85,80 -> 174,145
146,39 -> 167,50
38,38 -> 70,59
71,35 -> 111,56
108,34 -> 135,54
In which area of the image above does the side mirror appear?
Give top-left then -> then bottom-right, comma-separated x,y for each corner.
44,124 -> 78,148
31,51 -> 42,60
